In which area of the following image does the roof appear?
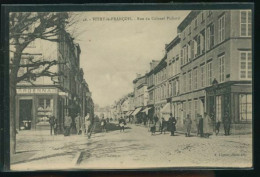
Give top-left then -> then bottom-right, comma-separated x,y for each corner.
177,10 -> 201,33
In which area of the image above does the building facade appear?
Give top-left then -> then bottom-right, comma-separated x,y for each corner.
177,10 -> 252,133
15,30 -> 93,132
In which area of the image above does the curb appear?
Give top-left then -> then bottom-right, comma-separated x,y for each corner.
72,151 -> 84,165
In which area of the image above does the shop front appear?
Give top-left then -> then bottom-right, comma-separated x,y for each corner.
206,81 -> 252,135
16,87 -> 68,132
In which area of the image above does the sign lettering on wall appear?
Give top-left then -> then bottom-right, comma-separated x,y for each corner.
17,88 -> 57,94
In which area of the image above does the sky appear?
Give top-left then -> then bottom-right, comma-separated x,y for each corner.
69,10 -> 190,107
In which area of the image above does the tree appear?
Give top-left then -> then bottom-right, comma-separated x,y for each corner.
9,12 -> 69,155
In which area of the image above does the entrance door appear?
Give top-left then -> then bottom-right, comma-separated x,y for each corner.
19,99 -> 33,130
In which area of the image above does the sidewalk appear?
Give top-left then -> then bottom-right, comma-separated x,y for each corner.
11,130 -> 89,168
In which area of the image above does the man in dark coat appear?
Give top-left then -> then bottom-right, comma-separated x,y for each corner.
168,113 -> 177,136
49,115 -> 56,136
160,117 -> 167,134
184,114 -> 192,137
223,111 -> 231,136
64,114 -> 72,136
119,117 -> 126,132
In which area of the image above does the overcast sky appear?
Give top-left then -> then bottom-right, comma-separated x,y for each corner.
70,10 -> 190,107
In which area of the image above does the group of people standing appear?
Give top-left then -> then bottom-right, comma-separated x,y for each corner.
148,111 -> 231,137
149,113 -> 177,136
49,113 -> 92,138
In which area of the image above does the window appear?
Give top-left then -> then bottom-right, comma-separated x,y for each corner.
194,68 -> 198,89
218,14 -> 225,43
207,61 -> 213,86
201,65 -> 205,87
201,11 -> 205,22
216,96 -> 222,122
240,10 -> 252,37
188,42 -> 191,61
183,73 -> 186,92
188,71 -> 192,91
201,30 -> 205,53
240,51 -> 252,79
188,25 -> 191,35
206,24 -> 215,50
38,98 -> 52,109
194,99 -> 199,118
183,102 -> 186,119
219,54 -> 225,82
188,101 -> 192,117
191,40 -> 194,59
194,18 -> 198,29
239,94 -> 252,121
180,49 -> 184,66
197,35 -> 201,56
207,10 -> 213,17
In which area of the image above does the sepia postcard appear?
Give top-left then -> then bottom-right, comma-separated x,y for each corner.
2,3 -> 253,171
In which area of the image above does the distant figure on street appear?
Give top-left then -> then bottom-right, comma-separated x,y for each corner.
150,115 -> 157,135
184,114 -> 192,137
223,111 -> 231,136
168,113 -> 177,136
203,112 -> 212,138
64,113 -> 72,136
119,117 -> 126,132
195,114 -> 201,136
160,117 -> 167,134
101,116 -> 107,132
49,114 -> 56,136
75,113 -> 81,135
85,114 -> 92,138
199,114 -> 204,137
215,120 -> 221,136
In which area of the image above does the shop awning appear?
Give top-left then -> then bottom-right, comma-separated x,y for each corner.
131,107 -> 142,116
126,110 -> 133,116
141,107 -> 152,114
161,103 -> 171,114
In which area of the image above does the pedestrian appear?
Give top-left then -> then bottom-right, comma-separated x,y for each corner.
75,113 -> 81,135
199,114 -> 204,137
64,113 -> 72,136
195,114 -> 201,136
203,112 -> 212,138
150,119 -> 156,135
223,111 -> 231,136
160,117 -> 167,134
184,114 -> 192,137
85,114 -> 92,138
49,114 -> 56,136
215,121 -> 221,136
119,117 -> 126,132
53,117 -> 58,135
101,116 -> 107,132
168,113 -> 177,136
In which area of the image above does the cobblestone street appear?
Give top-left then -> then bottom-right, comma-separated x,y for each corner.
11,123 -> 252,170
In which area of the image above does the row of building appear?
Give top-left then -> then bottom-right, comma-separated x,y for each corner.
113,10 -> 252,134
14,29 -> 94,133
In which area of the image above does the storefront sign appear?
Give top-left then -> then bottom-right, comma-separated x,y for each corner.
17,88 -> 57,94
58,91 -> 68,96
207,86 -> 230,96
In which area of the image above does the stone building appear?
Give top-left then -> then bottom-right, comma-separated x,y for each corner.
15,30 -> 93,132
177,10 -> 252,134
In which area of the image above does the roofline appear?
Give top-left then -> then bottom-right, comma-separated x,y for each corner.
177,10 -> 201,33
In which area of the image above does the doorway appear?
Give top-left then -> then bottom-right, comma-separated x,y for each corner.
19,99 -> 33,130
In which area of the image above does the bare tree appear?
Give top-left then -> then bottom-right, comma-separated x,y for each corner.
9,12 -> 69,155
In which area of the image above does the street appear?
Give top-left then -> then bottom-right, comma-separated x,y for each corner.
11,122 -> 252,170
